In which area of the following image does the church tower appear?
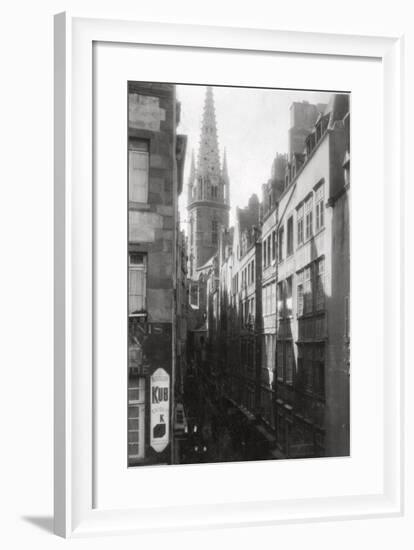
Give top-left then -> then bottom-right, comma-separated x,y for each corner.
187,86 -> 230,278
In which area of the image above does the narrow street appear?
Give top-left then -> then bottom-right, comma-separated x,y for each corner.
179,362 -> 271,465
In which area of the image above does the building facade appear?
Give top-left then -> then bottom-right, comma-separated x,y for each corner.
273,95 -> 350,458
198,94 -> 350,460
127,82 -> 186,466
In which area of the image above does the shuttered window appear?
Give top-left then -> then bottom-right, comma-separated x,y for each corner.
297,270 -> 304,317
297,204 -> 304,246
129,253 -> 147,314
315,257 -> 325,311
129,140 -> 149,203
315,184 -> 325,231
305,196 -> 313,240
128,377 -> 146,461
304,265 -> 313,314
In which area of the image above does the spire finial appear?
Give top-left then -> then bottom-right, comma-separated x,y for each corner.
197,86 -> 221,178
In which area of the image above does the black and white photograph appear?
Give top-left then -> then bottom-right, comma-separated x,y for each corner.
1,0 -> 408,543
127,82 -> 350,467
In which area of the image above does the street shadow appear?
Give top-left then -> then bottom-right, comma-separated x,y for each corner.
21,515 -> 54,534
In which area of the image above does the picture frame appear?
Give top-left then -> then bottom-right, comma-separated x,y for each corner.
54,13 -> 404,538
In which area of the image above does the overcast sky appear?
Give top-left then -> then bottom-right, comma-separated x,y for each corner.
176,84 -> 333,230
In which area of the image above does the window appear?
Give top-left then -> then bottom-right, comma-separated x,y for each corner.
277,278 -> 292,318
304,265 -> 313,314
297,204 -> 304,246
211,185 -> 218,199
297,344 -> 325,397
277,282 -> 284,318
129,140 -> 149,203
128,377 -> 145,462
190,281 -> 199,308
278,226 -> 284,262
267,334 -> 276,374
199,176 -> 204,199
297,270 -> 304,317
232,273 -> 239,295
244,300 -> 249,324
285,343 -> 294,385
313,344 -> 325,397
276,341 -> 294,385
287,216 -> 294,256
251,260 -> 255,283
129,253 -> 147,314
315,184 -> 325,231
263,238 -> 267,267
315,257 -> 325,311
272,230 -> 276,261
267,236 -> 271,266
285,277 -> 293,316
212,220 -> 218,245
277,345 -> 284,381
305,196 -> 313,240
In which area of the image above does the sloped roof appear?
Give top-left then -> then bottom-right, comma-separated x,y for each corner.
196,253 -> 216,274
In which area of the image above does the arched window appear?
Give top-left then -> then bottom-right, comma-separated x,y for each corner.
212,220 -> 218,245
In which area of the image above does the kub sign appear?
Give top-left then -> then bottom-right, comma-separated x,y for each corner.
150,368 -> 170,452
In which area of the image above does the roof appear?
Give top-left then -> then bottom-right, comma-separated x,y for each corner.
237,195 -> 260,235
196,253 -> 216,273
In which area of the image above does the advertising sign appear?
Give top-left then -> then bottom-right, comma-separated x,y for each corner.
150,368 -> 170,452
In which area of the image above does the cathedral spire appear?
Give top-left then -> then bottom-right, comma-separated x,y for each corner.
222,148 -> 230,206
197,86 -> 221,179
187,86 -> 230,276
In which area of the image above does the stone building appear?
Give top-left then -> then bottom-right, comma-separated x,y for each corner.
127,82 -> 186,466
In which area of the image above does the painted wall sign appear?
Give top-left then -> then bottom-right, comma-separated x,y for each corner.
150,368 -> 170,452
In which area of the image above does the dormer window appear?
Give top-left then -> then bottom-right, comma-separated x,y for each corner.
316,122 -> 322,142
